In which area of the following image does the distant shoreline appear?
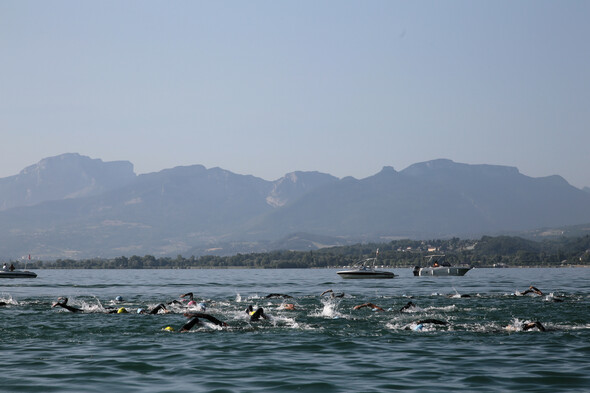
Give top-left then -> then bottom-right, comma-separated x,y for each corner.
22,265 -> 590,270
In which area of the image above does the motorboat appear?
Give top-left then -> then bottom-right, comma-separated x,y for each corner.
412,255 -> 471,277
338,253 -> 395,279
0,269 -> 37,278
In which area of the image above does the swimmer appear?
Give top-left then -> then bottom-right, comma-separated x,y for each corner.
246,305 -> 268,321
404,319 -> 448,330
281,303 -> 296,310
522,321 -> 546,332
51,297 -> 83,313
137,303 -> 170,315
180,312 -> 228,332
265,293 -> 293,299
321,289 -> 344,298
447,293 -> 471,298
180,292 -> 194,301
353,303 -> 385,312
505,321 -> 546,332
399,301 -> 418,313
521,286 -> 544,296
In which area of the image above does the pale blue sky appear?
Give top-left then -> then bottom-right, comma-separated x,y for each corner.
1,1 -> 589,187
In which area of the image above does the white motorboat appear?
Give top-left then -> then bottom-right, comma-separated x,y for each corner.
0,269 -> 37,278
338,251 -> 395,279
413,255 -> 471,277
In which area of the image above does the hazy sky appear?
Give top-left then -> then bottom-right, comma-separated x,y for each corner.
1,1 -> 589,187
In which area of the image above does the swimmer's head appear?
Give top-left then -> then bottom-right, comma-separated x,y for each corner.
137,308 -> 145,314
187,300 -> 197,306
197,303 -> 207,311
115,296 -> 123,302
117,307 -> 128,314
413,324 -> 424,331
164,326 -> 175,332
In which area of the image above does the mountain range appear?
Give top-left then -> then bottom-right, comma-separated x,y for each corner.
1,153 -> 589,260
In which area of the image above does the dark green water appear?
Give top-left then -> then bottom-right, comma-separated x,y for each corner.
1,268 -> 589,392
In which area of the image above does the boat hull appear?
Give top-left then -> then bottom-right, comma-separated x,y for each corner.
337,270 -> 395,279
414,266 -> 471,277
0,271 -> 37,278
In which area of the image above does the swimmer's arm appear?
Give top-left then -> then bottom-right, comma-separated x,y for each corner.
184,313 -> 228,327
353,303 -> 384,311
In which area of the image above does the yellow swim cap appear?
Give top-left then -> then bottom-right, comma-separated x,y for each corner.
164,326 -> 175,332
117,307 -> 128,314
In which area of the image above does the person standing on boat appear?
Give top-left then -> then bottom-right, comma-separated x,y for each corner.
2,263 -> 7,271
9,264 -> 15,272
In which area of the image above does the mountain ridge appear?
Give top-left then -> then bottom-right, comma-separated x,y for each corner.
1,153 -> 589,259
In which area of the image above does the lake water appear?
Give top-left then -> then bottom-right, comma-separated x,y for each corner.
1,268 -> 589,392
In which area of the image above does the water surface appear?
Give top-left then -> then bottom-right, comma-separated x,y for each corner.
1,268 -> 589,392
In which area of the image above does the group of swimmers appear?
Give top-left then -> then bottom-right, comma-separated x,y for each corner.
47,284 -> 552,333
349,285 -> 550,332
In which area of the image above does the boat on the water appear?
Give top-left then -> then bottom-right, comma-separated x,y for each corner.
413,255 -> 471,277
0,270 -> 37,278
338,251 -> 395,279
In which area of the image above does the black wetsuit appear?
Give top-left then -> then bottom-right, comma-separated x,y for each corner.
149,304 -> 167,314
399,301 -> 417,312
181,292 -> 194,300
52,298 -> 83,313
522,286 -> 543,296
522,321 -> 546,331
246,305 -> 267,321
265,293 -> 292,299
180,313 -> 227,332
417,319 -> 448,325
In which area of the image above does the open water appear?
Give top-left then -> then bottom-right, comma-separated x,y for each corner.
1,267 -> 589,392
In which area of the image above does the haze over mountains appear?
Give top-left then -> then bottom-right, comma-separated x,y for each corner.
1,153 -> 589,260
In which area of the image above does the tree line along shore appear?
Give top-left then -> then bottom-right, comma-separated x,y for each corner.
6,235 -> 590,269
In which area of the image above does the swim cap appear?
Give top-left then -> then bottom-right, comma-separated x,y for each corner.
197,303 -> 207,311
413,324 -> 424,331
117,307 -> 128,314
137,308 -> 145,314
164,326 -> 175,332
187,300 -> 197,306
115,296 -> 123,302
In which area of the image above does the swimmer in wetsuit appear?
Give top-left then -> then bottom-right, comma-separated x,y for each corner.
405,319 -> 448,331
52,297 -> 83,313
522,321 -> 546,331
180,312 -> 228,332
137,303 -> 170,314
353,303 -> 385,312
180,292 -> 194,301
265,293 -> 293,299
321,289 -> 344,298
246,305 -> 268,321
522,286 -> 544,296
399,301 -> 418,313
